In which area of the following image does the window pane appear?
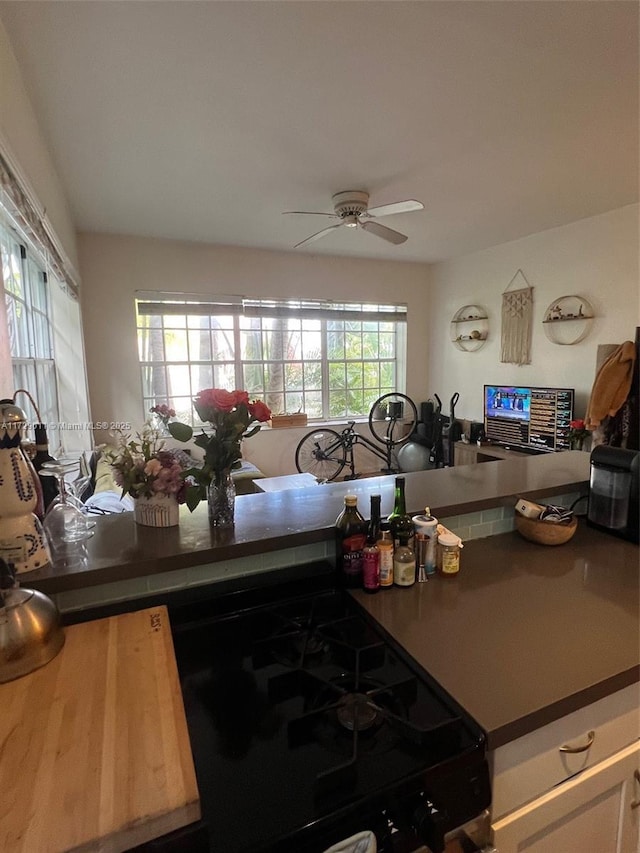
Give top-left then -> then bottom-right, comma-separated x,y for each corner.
141,365 -> 167,399
2,243 -> 24,299
191,364 -> 213,391
327,330 -> 344,359
346,362 -> 363,389
328,361 -> 346,388
303,361 -> 322,389
29,262 -> 48,313
329,391 -> 347,419
363,363 -> 380,389
243,364 -> 264,396
379,332 -> 395,358
240,325 -> 263,360
303,391 -> 323,418
165,329 -> 189,361
212,327 -> 234,360
32,312 -> 50,358
166,364 -> 190,397
188,329 -> 211,361
380,362 -> 394,387
345,332 -> 362,360
284,392 -> 303,413
6,295 -> 30,357
284,362 -> 303,391
302,329 -> 321,359
162,313 -> 186,329
347,389 -> 365,417
35,361 -> 58,425
213,363 -> 236,389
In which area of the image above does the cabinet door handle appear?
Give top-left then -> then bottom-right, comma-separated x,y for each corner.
631,769 -> 640,810
559,730 -> 595,754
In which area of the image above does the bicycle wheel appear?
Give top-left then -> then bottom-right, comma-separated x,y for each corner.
295,428 -> 347,481
368,393 -> 418,448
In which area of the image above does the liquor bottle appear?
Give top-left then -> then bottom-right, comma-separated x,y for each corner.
362,495 -> 382,594
393,533 -> 416,587
335,494 -> 367,588
377,521 -> 394,589
32,424 -> 58,512
388,476 -> 414,550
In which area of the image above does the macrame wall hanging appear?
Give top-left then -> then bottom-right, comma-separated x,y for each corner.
501,269 -> 533,365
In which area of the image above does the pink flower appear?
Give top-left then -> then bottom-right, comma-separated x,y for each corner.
144,458 -> 163,476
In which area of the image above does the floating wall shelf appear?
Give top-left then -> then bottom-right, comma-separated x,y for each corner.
450,304 -> 489,352
543,295 -> 594,345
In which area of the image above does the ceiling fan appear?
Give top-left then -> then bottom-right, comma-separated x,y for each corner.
284,191 -> 424,249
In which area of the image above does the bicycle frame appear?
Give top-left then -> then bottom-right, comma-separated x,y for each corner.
335,422 -> 398,479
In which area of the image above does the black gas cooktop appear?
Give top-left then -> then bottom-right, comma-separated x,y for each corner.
170,575 -> 490,853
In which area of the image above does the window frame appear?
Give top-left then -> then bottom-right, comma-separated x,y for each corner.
135,294 -> 407,425
1,224 -> 60,429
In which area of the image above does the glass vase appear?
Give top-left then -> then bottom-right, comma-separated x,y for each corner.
207,470 -> 236,527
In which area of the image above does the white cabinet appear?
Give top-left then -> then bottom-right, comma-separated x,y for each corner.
490,684 -> 640,853
491,742 -> 639,853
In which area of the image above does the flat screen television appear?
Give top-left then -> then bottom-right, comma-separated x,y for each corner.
483,385 -> 575,453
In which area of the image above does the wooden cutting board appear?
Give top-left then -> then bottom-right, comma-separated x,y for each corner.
0,606 -> 200,853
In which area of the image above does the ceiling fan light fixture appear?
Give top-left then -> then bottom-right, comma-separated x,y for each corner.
285,189 -> 423,249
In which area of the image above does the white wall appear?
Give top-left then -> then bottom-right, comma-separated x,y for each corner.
428,205 -> 639,423
0,19 -> 78,276
77,232 -> 431,474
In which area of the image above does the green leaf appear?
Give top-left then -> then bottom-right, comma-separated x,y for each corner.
185,484 -> 205,512
168,422 -> 193,442
194,432 -> 211,450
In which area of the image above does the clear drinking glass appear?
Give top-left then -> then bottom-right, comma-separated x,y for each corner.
41,461 -> 95,546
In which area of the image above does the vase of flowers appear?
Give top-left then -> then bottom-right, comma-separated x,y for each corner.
168,388 -> 271,526
568,418 -> 589,451
106,422 -> 187,527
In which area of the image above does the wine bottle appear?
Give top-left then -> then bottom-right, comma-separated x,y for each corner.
335,494 -> 367,588
362,495 -> 382,594
388,476 -> 414,550
33,424 -> 59,512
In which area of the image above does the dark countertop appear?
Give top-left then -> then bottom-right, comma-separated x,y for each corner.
352,523 -> 639,751
25,451 -> 591,594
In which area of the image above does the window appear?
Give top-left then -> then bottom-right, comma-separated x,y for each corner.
1,226 -> 59,426
136,295 -> 407,424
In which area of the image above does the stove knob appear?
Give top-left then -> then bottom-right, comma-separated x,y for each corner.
412,801 -> 446,853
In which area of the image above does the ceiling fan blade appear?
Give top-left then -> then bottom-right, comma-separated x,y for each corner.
283,210 -> 338,217
365,199 -> 424,218
294,222 -> 344,248
359,220 -> 407,245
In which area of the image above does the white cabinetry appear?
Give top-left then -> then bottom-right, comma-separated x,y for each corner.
490,684 -> 640,853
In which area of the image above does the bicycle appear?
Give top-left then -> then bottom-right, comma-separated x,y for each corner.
294,393 -> 418,481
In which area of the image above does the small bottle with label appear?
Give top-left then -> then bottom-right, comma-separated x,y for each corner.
393,533 -> 416,587
377,521 -> 394,588
438,531 -> 462,577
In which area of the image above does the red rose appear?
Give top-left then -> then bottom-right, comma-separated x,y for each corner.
248,400 -> 272,423
570,419 -> 585,430
233,390 -> 250,407
195,388 -> 236,417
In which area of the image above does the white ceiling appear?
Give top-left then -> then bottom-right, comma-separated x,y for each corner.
1,1 -> 638,263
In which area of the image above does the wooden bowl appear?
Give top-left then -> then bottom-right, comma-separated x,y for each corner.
515,514 -> 578,546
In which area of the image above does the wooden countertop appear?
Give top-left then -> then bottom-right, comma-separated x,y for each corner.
353,523 -> 639,750
25,451 -> 591,594
0,606 -> 200,852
